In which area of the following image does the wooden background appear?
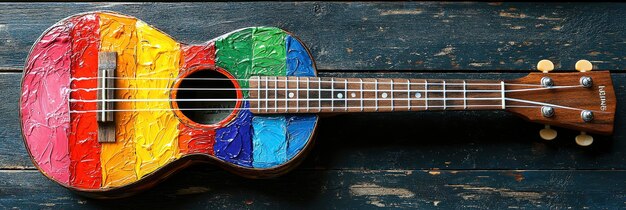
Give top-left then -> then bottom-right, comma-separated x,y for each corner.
1,2 -> 625,209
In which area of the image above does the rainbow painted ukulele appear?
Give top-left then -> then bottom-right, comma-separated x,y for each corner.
20,12 -> 616,198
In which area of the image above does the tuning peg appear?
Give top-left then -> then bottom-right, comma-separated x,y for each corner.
575,60 -> 593,72
575,132 -> 593,146
539,125 -> 557,140
537,59 -> 554,73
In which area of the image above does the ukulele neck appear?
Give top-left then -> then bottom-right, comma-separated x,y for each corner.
248,76 -> 506,114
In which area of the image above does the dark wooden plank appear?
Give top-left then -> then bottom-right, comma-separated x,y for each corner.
0,168 -> 624,209
0,73 -> 30,169
3,72 -> 626,170
1,2 -> 626,71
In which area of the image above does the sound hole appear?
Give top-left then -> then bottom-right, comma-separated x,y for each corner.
176,70 -> 237,125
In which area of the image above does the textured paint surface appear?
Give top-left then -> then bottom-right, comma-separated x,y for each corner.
68,14 -> 101,189
178,43 -> 217,155
249,27 -> 289,168
251,27 -> 287,77
285,35 -> 318,160
252,116 -> 287,168
285,115 -> 317,159
214,103 -> 253,167
214,27 -> 318,168
134,20 -> 181,178
286,35 -> 315,77
20,23 -> 72,184
22,12 -> 319,190
215,28 -> 253,93
99,13 -> 139,187
214,29 -> 254,166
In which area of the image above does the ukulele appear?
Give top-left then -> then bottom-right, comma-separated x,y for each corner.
20,11 -> 616,198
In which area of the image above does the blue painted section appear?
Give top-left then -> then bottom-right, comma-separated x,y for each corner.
227,34 -> 318,168
285,115 -> 317,159
215,102 -> 253,167
286,35 -> 315,77
284,35 -> 318,160
251,116 -> 287,168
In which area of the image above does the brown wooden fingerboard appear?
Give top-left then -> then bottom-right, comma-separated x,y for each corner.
248,76 -> 505,114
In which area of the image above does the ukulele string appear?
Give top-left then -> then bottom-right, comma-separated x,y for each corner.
71,97 -> 509,102
68,97 -> 601,113
69,85 -> 584,93
68,84 -> 586,103
69,104 -> 545,114
67,77 -> 593,113
70,76 -> 545,87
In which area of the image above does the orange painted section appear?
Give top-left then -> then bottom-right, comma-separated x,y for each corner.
98,13 -> 140,188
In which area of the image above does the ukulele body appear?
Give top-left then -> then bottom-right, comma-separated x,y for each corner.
20,11 -> 318,197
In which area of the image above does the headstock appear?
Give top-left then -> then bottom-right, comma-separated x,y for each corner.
505,59 -> 616,146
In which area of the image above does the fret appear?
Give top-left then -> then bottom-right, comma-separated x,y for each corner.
359,78 -> 364,112
443,80 -> 447,110
407,80 -> 411,111
296,77 -> 299,113
265,77 -> 268,112
257,77 -> 261,113
463,80 -> 467,110
331,78 -> 334,111
318,77 -> 322,112
390,79 -> 394,111
424,80 -> 429,110
284,76 -> 288,113
500,81 -> 505,109
374,78 -> 378,111
274,76 -> 278,112
306,77 -> 310,112
344,79 -> 348,111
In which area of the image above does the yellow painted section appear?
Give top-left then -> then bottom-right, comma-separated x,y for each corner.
99,14 -> 182,187
99,13 -> 139,187
134,21 -> 181,178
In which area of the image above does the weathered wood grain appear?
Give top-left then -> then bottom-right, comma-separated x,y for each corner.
2,2 -> 626,208
0,2 -> 626,71
4,72 -> 626,170
0,168 -> 624,209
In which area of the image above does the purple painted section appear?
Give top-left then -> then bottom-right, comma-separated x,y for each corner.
214,102 -> 253,167
20,23 -> 73,184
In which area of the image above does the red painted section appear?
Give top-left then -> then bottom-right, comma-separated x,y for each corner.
68,14 -> 102,189
178,43 -> 218,155
181,43 -> 216,70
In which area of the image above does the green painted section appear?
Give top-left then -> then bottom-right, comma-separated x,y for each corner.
216,27 -> 287,96
215,28 -> 253,94
251,27 -> 287,78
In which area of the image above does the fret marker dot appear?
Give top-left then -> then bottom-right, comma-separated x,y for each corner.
337,93 -> 343,99
415,92 -> 422,98
288,92 -> 295,98
382,93 -> 388,98
351,93 -> 356,98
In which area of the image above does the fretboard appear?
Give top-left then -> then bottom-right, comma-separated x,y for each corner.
248,76 -> 505,114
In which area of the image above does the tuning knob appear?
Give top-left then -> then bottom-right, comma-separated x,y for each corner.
537,60 -> 554,73
575,132 -> 593,146
575,60 -> 593,72
539,125 -> 557,140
